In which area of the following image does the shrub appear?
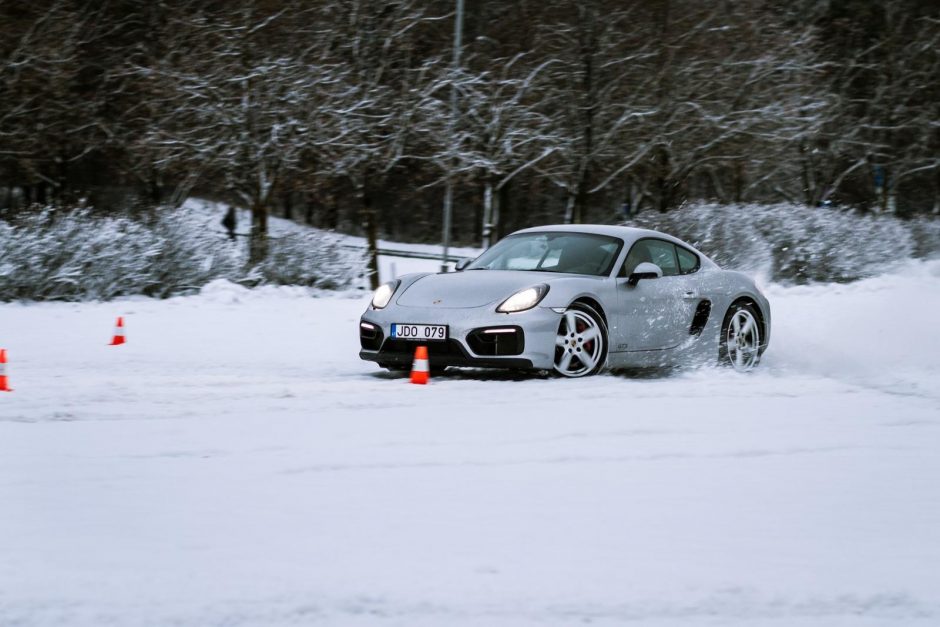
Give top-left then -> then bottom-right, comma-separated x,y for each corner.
626,203 -> 939,284
0,207 -> 365,301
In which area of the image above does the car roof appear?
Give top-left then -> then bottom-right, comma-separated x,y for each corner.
511,224 -> 718,268
515,223 -> 672,243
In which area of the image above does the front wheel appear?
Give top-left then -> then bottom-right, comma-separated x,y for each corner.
720,302 -> 762,371
553,303 -> 608,378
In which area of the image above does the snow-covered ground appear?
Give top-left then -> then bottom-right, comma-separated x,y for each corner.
1,259 -> 939,627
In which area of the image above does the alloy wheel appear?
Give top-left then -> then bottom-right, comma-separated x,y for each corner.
554,308 -> 605,377
725,308 -> 761,371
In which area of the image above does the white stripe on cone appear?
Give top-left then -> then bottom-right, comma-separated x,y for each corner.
412,358 -> 429,371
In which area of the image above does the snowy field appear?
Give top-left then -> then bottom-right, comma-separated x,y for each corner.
1,259 -> 939,627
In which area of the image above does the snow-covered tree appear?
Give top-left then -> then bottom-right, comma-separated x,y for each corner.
531,1 -> 657,223
130,2 -> 353,262
318,0 -> 448,287
436,56 -> 556,247
803,2 -> 939,211
0,1 -> 123,204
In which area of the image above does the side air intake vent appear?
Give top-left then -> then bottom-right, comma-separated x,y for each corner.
689,300 -> 712,337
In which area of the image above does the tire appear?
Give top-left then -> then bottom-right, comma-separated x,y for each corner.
719,301 -> 762,371
553,302 -> 608,377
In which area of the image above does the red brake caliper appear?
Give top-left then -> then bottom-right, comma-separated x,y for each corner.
578,318 -> 594,356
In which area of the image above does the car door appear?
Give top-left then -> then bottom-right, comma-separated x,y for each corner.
614,239 -> 700,351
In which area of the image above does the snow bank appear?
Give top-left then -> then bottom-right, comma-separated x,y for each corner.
0,206 -> 365,302
763,257 -> 940,398
7,198 -> 936,301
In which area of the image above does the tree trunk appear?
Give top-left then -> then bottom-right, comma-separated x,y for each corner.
934,168 -> 940,214
494,181 -> 506,242
148,177 -> 161,204
283,191 -> 293,221
655,146 -> 672,212
482,179 -> 494,248
304,193 -> 315,225
629,176 -> 648,215
708,168 -> 728,204
249,203 -> 268,265
799,141 -> 818,206
573,169 -> 589,223
361,190 -> 380,290
733,162 -> 745,203
563,190 -> 576,224
575,5 -> 596,226
325,194 -> 338,229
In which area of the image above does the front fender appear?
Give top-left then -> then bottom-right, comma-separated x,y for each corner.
537,276 -> 613,311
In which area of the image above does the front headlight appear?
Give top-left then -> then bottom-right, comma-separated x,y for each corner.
371,280 -> 400,309
496,284 -> 549,313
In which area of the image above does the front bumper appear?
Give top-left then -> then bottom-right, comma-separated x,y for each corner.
359,304 -> 561,371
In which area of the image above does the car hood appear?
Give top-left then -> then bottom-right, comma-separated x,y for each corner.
396,270 -> 552,308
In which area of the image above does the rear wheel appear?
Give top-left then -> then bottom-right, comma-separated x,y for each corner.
553,303 -> 608,377
720,302 -> 762,371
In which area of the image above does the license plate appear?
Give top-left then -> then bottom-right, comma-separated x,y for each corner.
391,324 -> 448,341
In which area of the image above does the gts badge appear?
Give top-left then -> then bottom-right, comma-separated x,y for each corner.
617,343 -> 629,350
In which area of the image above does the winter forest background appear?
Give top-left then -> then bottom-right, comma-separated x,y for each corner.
1,0 -> 938,298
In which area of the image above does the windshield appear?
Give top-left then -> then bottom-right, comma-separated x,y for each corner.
466,232 -> 623,277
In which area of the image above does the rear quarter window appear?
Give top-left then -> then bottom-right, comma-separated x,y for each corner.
677,247 -> 700,274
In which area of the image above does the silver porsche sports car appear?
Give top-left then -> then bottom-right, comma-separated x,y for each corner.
359,225 -> 770,377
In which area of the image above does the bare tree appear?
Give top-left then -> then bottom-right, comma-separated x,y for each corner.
3,0 -> 938,244
130,2 -> 351,262
808,4 -> 939,211
531,1 -> 660,223
419,55 -> 557,246
608,1 -> 828,213
320,0 -> 448,287
0,0 -> 124,205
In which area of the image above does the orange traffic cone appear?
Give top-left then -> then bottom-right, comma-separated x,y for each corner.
109,317 -> 126,346
0,349 -> 12,392
410,345 -> 430,385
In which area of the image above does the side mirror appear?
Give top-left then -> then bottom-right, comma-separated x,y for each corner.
627,262 -> 663,286
454,258 -> 472,271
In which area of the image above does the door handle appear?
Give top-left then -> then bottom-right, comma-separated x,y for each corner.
682,291 -> 698,300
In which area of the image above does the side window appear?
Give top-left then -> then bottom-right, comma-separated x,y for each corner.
620,241 -> 649,277
646,240 -> 679,276
620,239 -> 679,277
676,246 -> 700,275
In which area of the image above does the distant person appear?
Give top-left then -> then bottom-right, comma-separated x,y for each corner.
221,207 -> 237,241
620,201 -> 632,221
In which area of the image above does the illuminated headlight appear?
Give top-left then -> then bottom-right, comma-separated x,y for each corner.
371,280 -> 400,309
496,284 -> 549,313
